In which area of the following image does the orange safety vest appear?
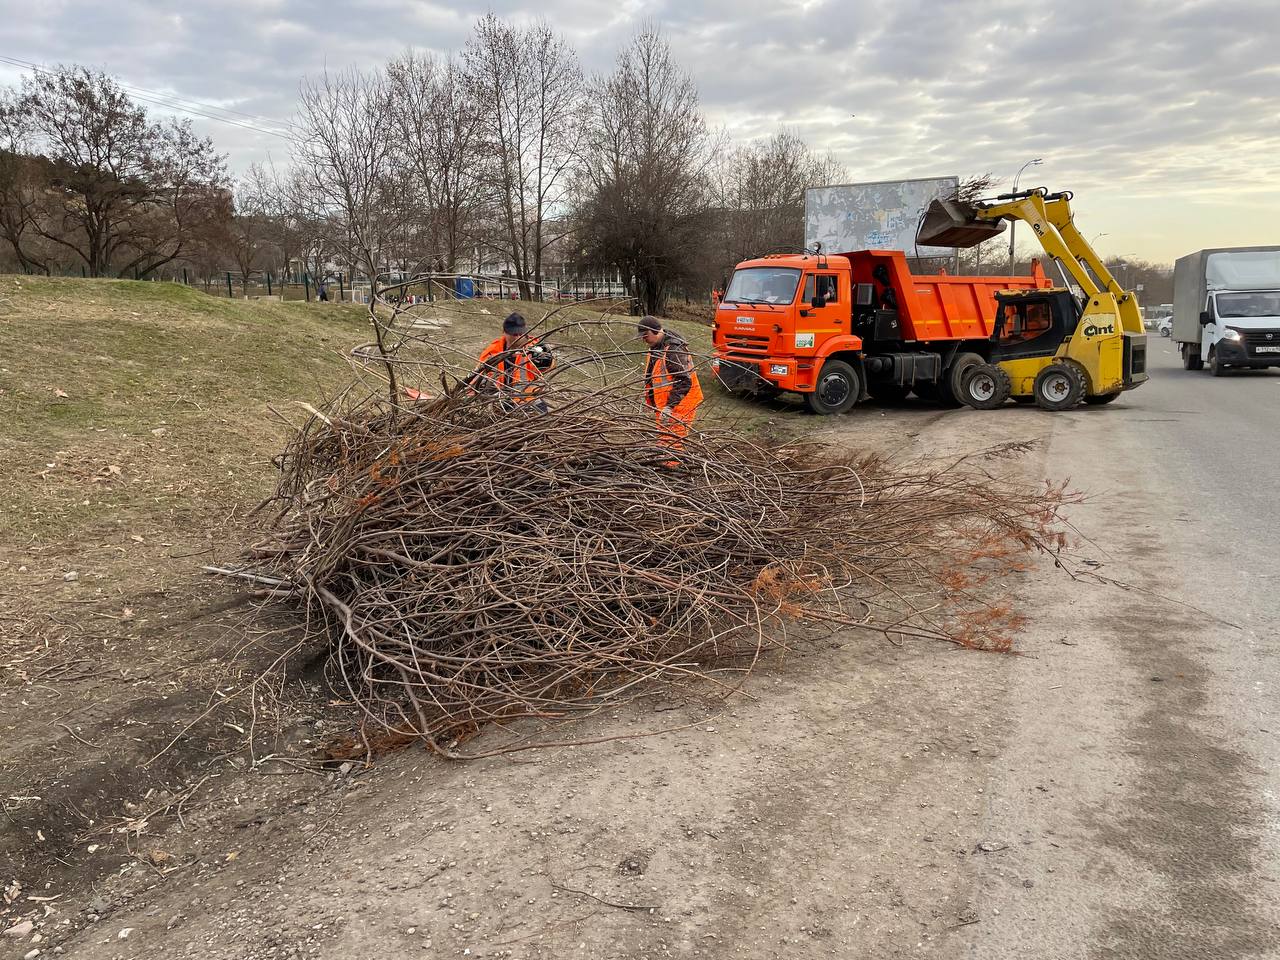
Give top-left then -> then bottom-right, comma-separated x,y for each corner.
646,334 -> 703,411
476,336 -> 547,401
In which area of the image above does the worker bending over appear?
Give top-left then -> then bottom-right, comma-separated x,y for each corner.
638,314 -> 703,457
475,312 -> 553,409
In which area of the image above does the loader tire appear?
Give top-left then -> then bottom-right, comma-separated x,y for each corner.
1181,343 -> 1204,370
1033,363 -> 1086,411
1083,391 -> 1122,405
805,360 -> 860,414
960,363 -> 1011,410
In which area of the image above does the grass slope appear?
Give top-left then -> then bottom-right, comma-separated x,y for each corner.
0,277 -> 370,544
0,278 -> 771,548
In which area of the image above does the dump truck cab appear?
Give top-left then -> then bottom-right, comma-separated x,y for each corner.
713,253 -> 862,402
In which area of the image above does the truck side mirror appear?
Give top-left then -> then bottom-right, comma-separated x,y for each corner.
1199,310 -> 1213,325
811,293 -> 826,309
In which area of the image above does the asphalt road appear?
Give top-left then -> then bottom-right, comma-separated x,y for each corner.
957,337 -> 1280,958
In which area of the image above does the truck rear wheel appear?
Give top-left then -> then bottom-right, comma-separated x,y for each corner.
939,352 -> 984,407
1181,343 -> 1204,371
1033,363 -> 1086,411
961,363 -> 1011,409
805,360 -> 860,414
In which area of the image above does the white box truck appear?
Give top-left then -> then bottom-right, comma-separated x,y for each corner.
1174,246 -> 1280,375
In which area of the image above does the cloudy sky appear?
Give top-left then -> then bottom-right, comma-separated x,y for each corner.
3,0 -> 1277,264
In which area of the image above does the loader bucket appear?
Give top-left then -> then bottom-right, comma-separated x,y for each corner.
916,199 -> 1007,249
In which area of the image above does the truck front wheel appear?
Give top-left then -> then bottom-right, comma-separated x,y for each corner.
1181,343 -> 1204,371
805,360 -> 860,414
1209,347 -> 1229,377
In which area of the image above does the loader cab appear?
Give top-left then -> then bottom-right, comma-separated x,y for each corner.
990,289 -> 1081,361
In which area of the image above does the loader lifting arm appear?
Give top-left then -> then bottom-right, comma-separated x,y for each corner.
917,188 -> 1144,335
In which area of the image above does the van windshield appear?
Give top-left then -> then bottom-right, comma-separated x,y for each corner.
725,267 -> 801,305
1215,291 -> 1280,318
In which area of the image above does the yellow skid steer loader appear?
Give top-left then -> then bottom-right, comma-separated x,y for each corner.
917,188 -> 1148,410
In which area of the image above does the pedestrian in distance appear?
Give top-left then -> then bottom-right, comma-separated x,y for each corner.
474,312 -> 554,410
637,314 -> 703,463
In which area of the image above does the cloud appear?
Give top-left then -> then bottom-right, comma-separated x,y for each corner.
1,0 -> 1276,260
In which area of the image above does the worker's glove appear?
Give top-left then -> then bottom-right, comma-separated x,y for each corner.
529,344 -> 554,370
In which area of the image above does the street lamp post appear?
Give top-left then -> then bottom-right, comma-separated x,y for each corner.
1008,158 -> 1043,273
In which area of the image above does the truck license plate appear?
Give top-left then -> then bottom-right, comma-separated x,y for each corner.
1255,346 -> 1280,353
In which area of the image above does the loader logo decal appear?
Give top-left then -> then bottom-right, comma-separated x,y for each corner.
1082,322 -> 1115,338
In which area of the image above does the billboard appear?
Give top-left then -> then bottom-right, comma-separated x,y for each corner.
805,176 -> 960,257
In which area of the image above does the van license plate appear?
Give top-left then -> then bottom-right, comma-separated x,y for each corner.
1255,346 -> 1280,353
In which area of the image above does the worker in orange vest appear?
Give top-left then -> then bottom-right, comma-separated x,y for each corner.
474,312 -> 553,409
637,314 -> 703,459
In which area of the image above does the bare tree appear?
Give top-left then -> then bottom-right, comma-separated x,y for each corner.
712,131 -> 846,273
224,177 -> 277,294
575,27 -> 716,315
4,65 -> 226,277
115,120 -> 228,278
293,66 -> 397,284
463,16 -> 582,298
238,160 -> 307,283
387,51 -> 483,273
0,92 -> 50,273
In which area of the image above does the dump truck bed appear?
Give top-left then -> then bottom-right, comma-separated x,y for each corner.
841,250 -> 1051,342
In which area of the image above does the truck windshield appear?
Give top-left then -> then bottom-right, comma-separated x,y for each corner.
725,267 -> 801,305
1215,291 -> 1280,318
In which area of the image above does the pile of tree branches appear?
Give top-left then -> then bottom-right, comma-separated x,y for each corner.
234,300 -> 1076,758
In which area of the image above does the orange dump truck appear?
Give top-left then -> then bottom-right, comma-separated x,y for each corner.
711,249 -> 1052,413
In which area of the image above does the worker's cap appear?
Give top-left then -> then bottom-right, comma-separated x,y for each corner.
636,315 -> 663,334
502,312 -> 527,335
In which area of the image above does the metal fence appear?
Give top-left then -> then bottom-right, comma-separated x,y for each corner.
5,262 -> 640,306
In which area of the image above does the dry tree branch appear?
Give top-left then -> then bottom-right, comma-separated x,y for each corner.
218,290 -> 1080,756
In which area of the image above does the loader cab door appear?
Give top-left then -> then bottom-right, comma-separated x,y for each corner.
991,291 -> 1080,361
